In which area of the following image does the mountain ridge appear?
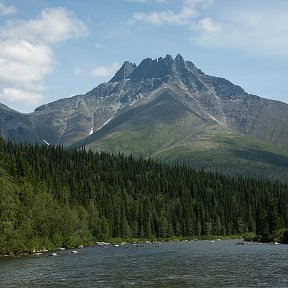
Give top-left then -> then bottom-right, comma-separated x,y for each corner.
1,54 -> 288,180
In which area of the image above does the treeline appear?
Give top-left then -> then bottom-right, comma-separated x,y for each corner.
1,138 -> 288,254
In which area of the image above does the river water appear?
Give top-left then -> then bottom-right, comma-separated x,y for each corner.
1,239 -> 288,287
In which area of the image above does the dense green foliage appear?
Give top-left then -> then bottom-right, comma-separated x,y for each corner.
1,139 -> 288,254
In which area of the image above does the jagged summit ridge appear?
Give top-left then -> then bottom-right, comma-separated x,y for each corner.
109,54 -> 199,82
110,61 -> 137,82
1,52 -> 288,182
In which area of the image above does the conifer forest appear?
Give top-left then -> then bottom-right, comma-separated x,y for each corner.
1,138 -> 288,254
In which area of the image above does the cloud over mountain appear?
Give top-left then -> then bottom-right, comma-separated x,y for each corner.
0,0 -> 16,16
0,7 -> 87,110
128,0 -> 221,33
90,63 -> 120,78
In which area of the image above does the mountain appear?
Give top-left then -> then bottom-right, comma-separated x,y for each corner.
1,54 -> 288,180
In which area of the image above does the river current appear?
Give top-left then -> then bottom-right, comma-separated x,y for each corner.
1,239 -> 287,287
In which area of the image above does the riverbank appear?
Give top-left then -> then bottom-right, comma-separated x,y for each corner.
2,239 -> 288,287
0,234 -> 245,258
243,229 -> 288,244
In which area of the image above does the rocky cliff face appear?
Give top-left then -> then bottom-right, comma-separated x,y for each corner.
1,54 -> 288,179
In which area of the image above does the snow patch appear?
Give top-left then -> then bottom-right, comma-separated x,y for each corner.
89,114 -> 95,136
96,117 -> 113,131
208,114 -> 227,127
43,140 -> 50,146
209,115 -> 217,122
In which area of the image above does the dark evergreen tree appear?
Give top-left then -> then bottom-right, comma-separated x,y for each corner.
255,202 -> 269,241
1,137 -> 288,254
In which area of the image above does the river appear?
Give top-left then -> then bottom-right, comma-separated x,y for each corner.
0,239 -> 287,287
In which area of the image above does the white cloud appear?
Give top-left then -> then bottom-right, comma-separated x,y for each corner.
0,88 -> 43,107
0,40 -> 53,84
127,0 -> 288,58
0,1 -> 16,16
129,7 -> 197,26
195,3 -> 288,58
0,40 -> 52,107
90,63 -> 120,78
128,0 -> 221,31
197,17 -> 221,32
0,7 -> 87,110
95,43 -> 103,49
0,7 -> 87,43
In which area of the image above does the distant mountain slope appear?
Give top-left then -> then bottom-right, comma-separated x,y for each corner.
1,54 -> 288,180
0,104 -> 42,144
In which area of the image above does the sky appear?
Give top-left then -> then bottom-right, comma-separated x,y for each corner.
0,0 -> 287,113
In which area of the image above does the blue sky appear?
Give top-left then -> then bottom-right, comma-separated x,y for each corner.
0,0 -> 287,112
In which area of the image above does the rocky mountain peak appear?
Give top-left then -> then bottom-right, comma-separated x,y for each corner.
109,54 -> 190,82
175,53 -> 185,66
0,103 -> 14,112
110,61 -> 137,82
1,53 -> 288,182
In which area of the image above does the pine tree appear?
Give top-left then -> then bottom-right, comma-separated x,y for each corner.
255,202 -> 269,241
267,198 -> 280,234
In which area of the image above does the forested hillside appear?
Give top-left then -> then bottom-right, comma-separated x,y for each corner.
2,55 -> 288,182
1,138 -> 288,254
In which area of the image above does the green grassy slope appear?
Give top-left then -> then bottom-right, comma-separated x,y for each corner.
82,118 -> 288,181
72,90 -> 288,182
154,131 -> 288,181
